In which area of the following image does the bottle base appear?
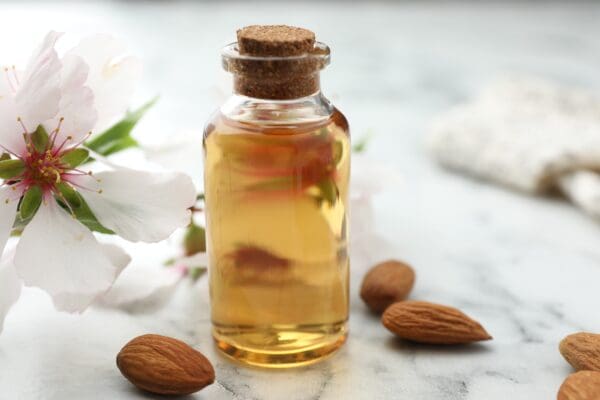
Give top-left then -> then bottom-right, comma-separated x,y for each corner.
212,321 -> 347,368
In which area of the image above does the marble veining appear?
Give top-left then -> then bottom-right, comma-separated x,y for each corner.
0,1 -> 599,399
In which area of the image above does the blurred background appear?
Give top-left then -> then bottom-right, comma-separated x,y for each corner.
2,1 -> 599,156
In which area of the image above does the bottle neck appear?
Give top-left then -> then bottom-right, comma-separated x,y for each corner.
221,41 -> 331,101
233,72 -> 321,100
220,90 -> 334,126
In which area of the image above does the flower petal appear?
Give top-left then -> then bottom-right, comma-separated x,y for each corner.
0,250 -> 22,333
66,35 -> 142,132
51,243 -> 130,312
98,260 -> 184,313
0,186 -> 19,257
44,54 -> 97,145
0,79 -> 7,98
16,31 -> 62,132
100,242 -> 131,273
0,94 -> 24,156
14,200 -> 130,313
73,169 -> 196,242
143,130 -> 205,186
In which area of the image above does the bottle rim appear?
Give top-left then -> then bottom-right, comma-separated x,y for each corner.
221,41 -> 330,72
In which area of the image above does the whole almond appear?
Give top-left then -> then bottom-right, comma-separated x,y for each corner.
558,371 -> 600,400
360,260 -> 416,313
117,334 -> 215,396
382,300 -> 492,344
560,332 -> 600,372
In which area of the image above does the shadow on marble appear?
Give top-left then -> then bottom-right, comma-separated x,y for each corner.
122,385 -> 204,400
384,336 -> 493,356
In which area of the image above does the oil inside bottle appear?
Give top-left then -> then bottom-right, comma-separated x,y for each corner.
204,109 -> 350,367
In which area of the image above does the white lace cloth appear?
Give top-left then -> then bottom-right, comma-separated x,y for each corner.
428,77 -> 600,218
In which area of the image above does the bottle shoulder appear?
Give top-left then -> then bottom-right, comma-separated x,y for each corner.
331,106 -> 349,137
204,93 -> 348,140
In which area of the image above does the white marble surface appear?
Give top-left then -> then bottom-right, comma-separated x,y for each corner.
1,1 -> 600,399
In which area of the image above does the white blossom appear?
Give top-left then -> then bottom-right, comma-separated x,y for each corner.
0,32 -> 196,332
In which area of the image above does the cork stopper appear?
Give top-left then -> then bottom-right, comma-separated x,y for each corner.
237,25 -> 315,57
223,25 -> 329,100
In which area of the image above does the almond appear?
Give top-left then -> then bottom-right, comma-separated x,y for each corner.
360,260 -> 416,313
560,332 -> 600,372
382,300 -> 492,344
116,334 -> 215,396
558,371 -> 600,400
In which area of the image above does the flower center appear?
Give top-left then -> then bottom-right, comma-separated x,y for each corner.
2,117 -> 94,200
23,148 -> 65,190
0,104 -> 101,212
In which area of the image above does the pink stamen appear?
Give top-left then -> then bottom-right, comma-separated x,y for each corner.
62,131 -> 92,153
17,117 -> 29,135
62,178 -> 100,194
0,144 -> 23,160
61,167 -> 91,176
53,135 -> 72,156
60,172 -> 92,181
22,133 -> 34,157
49,117 -> 64,148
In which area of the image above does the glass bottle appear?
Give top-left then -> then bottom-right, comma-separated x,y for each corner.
203,26 -> 350,368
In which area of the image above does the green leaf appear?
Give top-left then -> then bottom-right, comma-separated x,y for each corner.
13,206 -> 33,232
12,216 -> 28,233
32,125 -> 49,153
352,133 -> 373,153
163,257 -> 176,267
86,97 -> 157,156
20,186 -> 42,220
183,223 -> 206,256
189,266 -> 207,281
95,136 -> 138,156
0,159 -> 25,179
56,189 -> 113,234
0,153 -> 11,161
56,182 -> 81,208
60,148 -> 89,168
73,196 -> 114,234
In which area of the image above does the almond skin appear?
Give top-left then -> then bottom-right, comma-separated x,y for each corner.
117,334 -> 215,396
560,332 -> 600,372
382,301 -> 492,344
558,371 -> 600,400
360,260 -> 416,313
